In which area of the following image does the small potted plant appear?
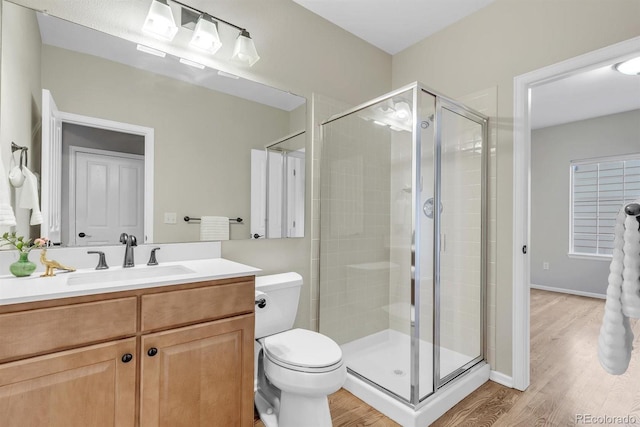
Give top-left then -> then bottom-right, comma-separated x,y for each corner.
1,232 -> 48,277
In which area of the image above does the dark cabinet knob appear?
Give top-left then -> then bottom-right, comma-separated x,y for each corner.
79,232 -> 86,238
147,347 -> 158,357
121,353 -> 133,363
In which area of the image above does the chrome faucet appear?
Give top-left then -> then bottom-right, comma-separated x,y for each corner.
119,233 -> 137,268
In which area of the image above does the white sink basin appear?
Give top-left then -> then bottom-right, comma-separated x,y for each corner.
67,265 -> 195,286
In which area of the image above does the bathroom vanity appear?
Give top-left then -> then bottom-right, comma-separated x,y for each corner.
0,258 -> 259,426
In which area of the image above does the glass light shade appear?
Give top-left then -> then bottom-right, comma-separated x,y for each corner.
231,30 -> 260,67
142,0 -> 178,41
189,15 -> 222,54
615,57 -> 640,75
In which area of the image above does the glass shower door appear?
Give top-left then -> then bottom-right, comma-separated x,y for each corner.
434,102 -> 485,387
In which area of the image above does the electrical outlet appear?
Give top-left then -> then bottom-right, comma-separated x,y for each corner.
164,212 -> 177,224
543,262 -> 549,270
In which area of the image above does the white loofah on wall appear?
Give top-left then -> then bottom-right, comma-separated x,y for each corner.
598,201 -> 640,375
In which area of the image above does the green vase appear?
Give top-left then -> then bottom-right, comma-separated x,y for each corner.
10,252 -> 37,277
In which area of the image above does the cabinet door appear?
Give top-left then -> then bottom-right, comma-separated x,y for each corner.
0,338 -> 136,427
140,314 -> 254,427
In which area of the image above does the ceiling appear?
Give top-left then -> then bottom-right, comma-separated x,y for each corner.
292,0 -> 496,55
531,62 -> 640,129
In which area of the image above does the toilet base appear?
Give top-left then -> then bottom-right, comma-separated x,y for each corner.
279,391 -> 332,427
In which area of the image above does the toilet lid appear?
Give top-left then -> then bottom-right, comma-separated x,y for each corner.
263,328 -> 342,370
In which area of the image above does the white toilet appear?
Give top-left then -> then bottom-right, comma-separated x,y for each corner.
254,272 -> 346,427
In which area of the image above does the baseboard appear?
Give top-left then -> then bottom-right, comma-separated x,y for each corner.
529,283 -> 605,300
489,370 -> 513,388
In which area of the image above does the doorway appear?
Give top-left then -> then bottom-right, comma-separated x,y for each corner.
512,36 -> 640,391
41,89 -> 154,245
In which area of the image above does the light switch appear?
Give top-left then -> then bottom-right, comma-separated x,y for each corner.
164,212 -> 177,224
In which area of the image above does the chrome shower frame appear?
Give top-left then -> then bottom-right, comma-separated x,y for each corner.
320,81 -> 489,409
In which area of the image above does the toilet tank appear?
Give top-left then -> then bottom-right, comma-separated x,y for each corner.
254,272 -> 302,339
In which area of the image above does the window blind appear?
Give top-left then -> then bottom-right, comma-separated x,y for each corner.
571,155 -> 640,256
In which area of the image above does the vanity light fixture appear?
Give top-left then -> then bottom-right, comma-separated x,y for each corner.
142,0 -> 179,41
231,30 -> 260,67
189,14 -> 222,54
143,0 -> 260,67
614,56 -> 640,76
136,44 -> 167,58
179,57 -> 205,69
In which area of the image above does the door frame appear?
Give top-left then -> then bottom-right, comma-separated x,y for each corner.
52,110 -> 154,243
69,146 -> 145,246
511,36 -> 640,391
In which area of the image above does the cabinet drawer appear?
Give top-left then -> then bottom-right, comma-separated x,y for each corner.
0,297 -> 137,362
141,280 -> 254,331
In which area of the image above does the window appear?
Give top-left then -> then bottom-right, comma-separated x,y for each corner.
570,154 -> 640,258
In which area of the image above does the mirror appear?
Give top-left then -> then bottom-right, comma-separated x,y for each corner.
250,131 -> 305,239
0,0 -> 306,245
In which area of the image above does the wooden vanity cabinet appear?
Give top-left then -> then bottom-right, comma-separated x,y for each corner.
0,276 -> 255,427
140,315 -> 254,427
0,338 -> 137,427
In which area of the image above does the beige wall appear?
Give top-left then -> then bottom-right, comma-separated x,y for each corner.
0,1 -> 41,238
392,0 -> 640,375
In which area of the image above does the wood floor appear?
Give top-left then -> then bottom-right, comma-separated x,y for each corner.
255,289 -> 640,426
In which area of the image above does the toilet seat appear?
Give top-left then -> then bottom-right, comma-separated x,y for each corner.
262,328 -> 343,373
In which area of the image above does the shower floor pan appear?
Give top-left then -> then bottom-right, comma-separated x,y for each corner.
341,328 -> 474,401
340,328 -> 489,427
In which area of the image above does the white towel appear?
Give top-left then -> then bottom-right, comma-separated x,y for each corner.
17,166 -> 43,225
598,200 -> 640,375
0,159 -> 17,227
200,216 -> 229,241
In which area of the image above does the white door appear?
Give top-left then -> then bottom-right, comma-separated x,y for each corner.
72,149 -> 144,246
286,152 -> 305,238
41,89 -> 63,243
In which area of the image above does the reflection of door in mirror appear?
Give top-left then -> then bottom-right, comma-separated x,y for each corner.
267,149 -> 306,238
285,150 -> 305,238
71,147 -> 144,246
41,89 -> 154,246
251,131 -> 305,239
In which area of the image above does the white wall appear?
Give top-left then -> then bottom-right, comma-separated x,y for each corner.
531,109 -> 640,296
392,0 -> 640,376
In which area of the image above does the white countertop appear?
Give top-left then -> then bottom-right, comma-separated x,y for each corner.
0,258 -> 261,306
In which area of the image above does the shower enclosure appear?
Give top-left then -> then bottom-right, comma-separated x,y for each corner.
318,83 -> 487,421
